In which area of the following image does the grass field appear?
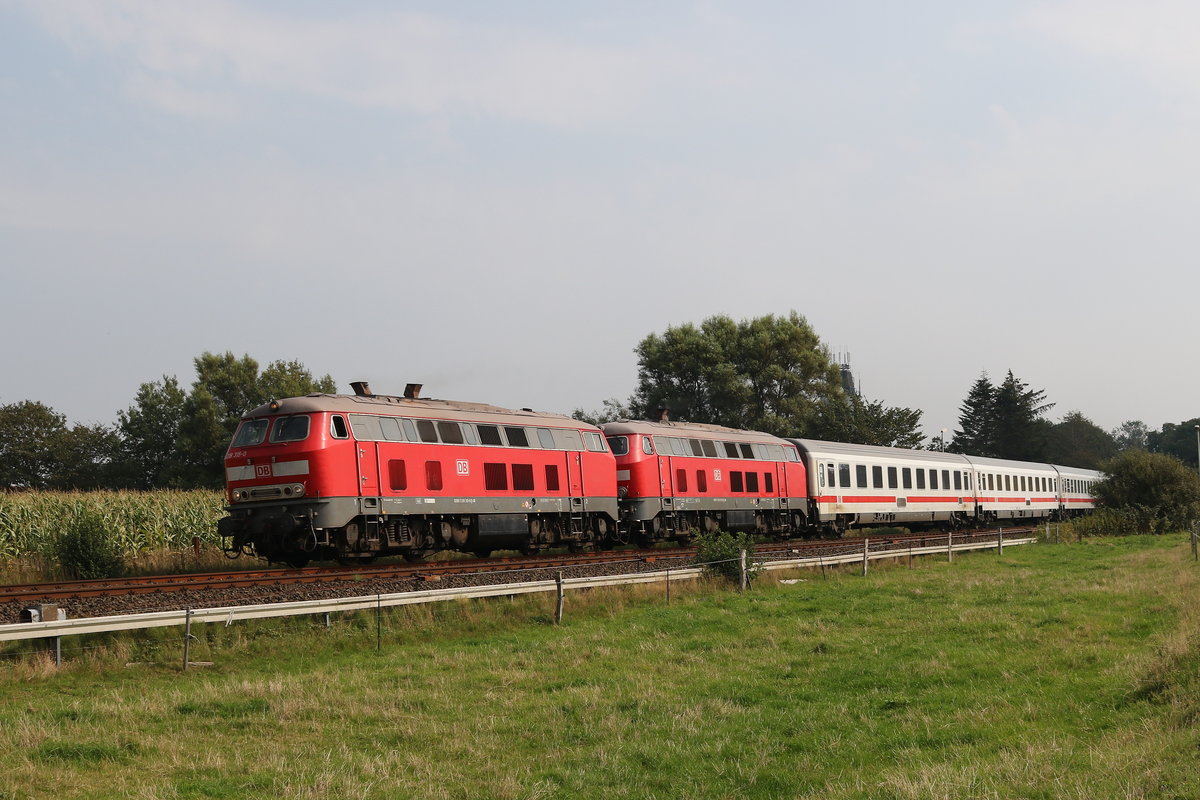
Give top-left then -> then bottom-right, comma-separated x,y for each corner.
2,535 -> 1198,799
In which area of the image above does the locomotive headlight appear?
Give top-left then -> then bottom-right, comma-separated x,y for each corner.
292,483 -> 305,497
618,485 -> 628,498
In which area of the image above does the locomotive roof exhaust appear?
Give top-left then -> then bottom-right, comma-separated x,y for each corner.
658,408 -> 670,422
350,381 -> 372,397
404,383 -> 422,399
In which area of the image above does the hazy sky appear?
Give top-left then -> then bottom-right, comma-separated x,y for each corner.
2,0 -> 1197,440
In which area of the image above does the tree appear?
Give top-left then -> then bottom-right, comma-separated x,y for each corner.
948,373 -> 996,456
0,401 -> 71,489
1093,450 -> 1200,534
630,312 -> 843,436
1112,420 -> 1149,453
811,393 -> 925,448
1044,411 -> 1117,470
571,398 -> 633,426
991,370 -> 1054,461
1147,419 -> 1200,469
116,376 -> 188,489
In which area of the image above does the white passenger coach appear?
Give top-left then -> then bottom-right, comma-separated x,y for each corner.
790,439 -> 1102,533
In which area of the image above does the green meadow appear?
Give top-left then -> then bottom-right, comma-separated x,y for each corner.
2,535 -> 1198,799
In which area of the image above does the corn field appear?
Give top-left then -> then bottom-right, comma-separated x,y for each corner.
0,491 -> 226,559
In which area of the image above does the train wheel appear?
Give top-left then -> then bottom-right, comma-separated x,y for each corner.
285,554 -> 311,569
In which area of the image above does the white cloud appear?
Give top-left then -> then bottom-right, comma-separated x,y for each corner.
17,0 -> 683,125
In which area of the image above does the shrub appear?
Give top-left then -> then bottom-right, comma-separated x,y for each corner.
1094,451 -> 1200,534
693,530 -> 761,586
54,510 -> 125,579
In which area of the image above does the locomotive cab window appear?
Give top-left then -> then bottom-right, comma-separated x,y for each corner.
330,415 -> 349,439
606,436 -> 629,456
269,415 -> 309,443
233,419 -> 269,447
642,437 -> 655,455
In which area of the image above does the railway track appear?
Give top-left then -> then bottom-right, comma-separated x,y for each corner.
1,527 -> 1036,606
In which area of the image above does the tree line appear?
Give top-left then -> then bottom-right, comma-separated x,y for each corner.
3,312 -> 1198,491
0,352 -> 334,491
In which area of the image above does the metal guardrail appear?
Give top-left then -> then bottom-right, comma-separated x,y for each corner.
0,536 -> 1037,643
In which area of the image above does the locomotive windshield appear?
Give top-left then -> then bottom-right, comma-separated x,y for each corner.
231,419 -> 269,447
271,414 -> 311,443
606,436 -> 629,456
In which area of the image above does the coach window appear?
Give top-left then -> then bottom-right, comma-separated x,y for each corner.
506,427 -> 530,447
765,473 -> 774,492
545,465 -> 560,492
902,468 -> 912,490
606,436 -> 629,456
953,471 -> 962,491
330,415 -> 349,439
987,474 -> 994,491
930,470 -> 938,490
916,469 -> 926,490
740,443 -> 754,459
676,469 -> 688,492
856,465 -> 868,488
731,471 -> 744,492
872,465 -> 883,489
701,440 -> 718,458
388,460 -> 407,491
417,420 -> 439,443
746,472 -> 759,492
696,470 -> 708,492
826,464 -> 835,487
887,467 -> 898,489
484,463 -> 508,491
512,464 -> 535,492
942,469 -> 950,489
838,463 -> 851,488
642,437 -> 655,455
724,442 -> 740,458
537,428 -> 556,450
479,425 -> 504,447
378,417 -> 405,442
425,461 -> 443,491
1004,475 -> 1011,492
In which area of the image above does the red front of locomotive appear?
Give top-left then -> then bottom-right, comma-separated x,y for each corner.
220,397 -> 360,565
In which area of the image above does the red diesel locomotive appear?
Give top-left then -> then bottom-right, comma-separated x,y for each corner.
600,417 -> 808,545
219,383 -> 619,566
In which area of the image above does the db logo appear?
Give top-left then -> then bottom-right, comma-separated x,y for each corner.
456,460 -> 469,476
255,464 -> 273,478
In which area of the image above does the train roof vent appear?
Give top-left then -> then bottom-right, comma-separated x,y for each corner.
350,381 -> 372,397
404,383 -> 422,400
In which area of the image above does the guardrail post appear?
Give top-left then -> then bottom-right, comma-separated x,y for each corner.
182,608 -> 193,672
376,594 -> 382,652
555,572 -> 565,623
862,538 -> 869,576
1192,530 -> 1198,562
998,528 -> 1004,555
665,568 -> 671,605
947,532 -> 953,563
